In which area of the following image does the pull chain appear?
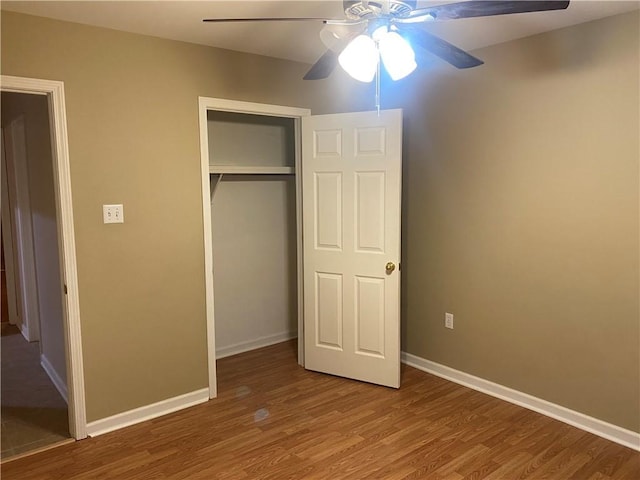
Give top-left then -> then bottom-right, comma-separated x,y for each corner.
375,52 -> 381,115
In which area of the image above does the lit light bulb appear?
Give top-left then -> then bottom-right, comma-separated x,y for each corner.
378,31 -> 417,80
372,25 -> 389,41
338,34 -> 379,83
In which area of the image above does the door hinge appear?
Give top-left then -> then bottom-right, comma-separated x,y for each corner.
64,284 -> 68,295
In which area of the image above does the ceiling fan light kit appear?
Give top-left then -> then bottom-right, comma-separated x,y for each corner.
338,25 -> 417,83
204,0 -> 571,81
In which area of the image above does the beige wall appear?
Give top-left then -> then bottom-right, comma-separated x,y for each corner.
2,9 -> 638,433
0,11 -> 369,422
396,11 -> 639,432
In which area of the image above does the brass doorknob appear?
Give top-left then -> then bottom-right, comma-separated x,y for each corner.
385,262 -> 396,273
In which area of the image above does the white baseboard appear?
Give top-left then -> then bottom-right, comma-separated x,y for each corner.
401,352 -> 640,452
19,322 -> 31,343
40,354 -> 68,404
86,388 -> 209,437
216,331 -> 297,359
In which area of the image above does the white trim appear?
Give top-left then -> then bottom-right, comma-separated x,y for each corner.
209,166 -> 294,175
3,115 -> 41,342
402,352 -> 640,452
200,97 -> 310,118
294,117 -> 304,367
0,135 -> 20,326
41,354 -> 68,404
216,331 -> 298,359
1,75 -> 87,440
86,388 -> 209,437
199,97 -> 218,400
198,97 -> 311,400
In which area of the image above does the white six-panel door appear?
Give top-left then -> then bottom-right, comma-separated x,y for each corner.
302,109 -> 402,388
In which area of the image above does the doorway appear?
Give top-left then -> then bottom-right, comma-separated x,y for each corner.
0,75 -> 86,446
199,98 -> 309,398
1,91 -> 71,458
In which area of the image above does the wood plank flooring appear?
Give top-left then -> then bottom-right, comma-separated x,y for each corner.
2,340 -> 638,479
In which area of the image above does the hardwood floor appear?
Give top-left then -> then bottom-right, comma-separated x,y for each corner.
2,340 -> 638,479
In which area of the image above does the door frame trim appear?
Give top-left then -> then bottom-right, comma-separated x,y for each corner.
198,97 -> 310,398
3,114 -> 42,342
1,75 -> 87,439
1,126 -> 20,327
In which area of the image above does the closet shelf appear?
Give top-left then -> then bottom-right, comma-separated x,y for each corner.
209,166 -> 294,175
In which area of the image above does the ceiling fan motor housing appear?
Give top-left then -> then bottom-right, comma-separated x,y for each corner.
343,0 -> 418,20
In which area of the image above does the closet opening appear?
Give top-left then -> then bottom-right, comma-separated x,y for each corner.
199,98 -> 310,398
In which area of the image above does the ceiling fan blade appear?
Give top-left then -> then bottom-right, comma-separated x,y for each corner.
203,17 -> 331,23
399,25 -> 484,69
403,1 -> 570,22
303,49 -> 339,80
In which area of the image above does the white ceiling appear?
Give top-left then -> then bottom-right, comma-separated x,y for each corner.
2,1 -> 639,65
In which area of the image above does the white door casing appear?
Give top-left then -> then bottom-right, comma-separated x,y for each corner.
1,75 -> 87,439
1,128 -> 20,325
2,115 -> 41,342
302,109 -> 402,388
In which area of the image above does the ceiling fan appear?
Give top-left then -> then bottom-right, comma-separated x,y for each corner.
204,1 -> 571,82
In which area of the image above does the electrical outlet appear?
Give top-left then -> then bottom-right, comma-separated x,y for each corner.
445,312 -> 454,329
103,204 -> 124,224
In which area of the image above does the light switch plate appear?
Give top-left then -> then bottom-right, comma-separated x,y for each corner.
445,312 -> 454,329
103,204 -> 124,224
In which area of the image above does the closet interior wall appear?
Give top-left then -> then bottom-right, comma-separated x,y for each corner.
208,111 -> 298,359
